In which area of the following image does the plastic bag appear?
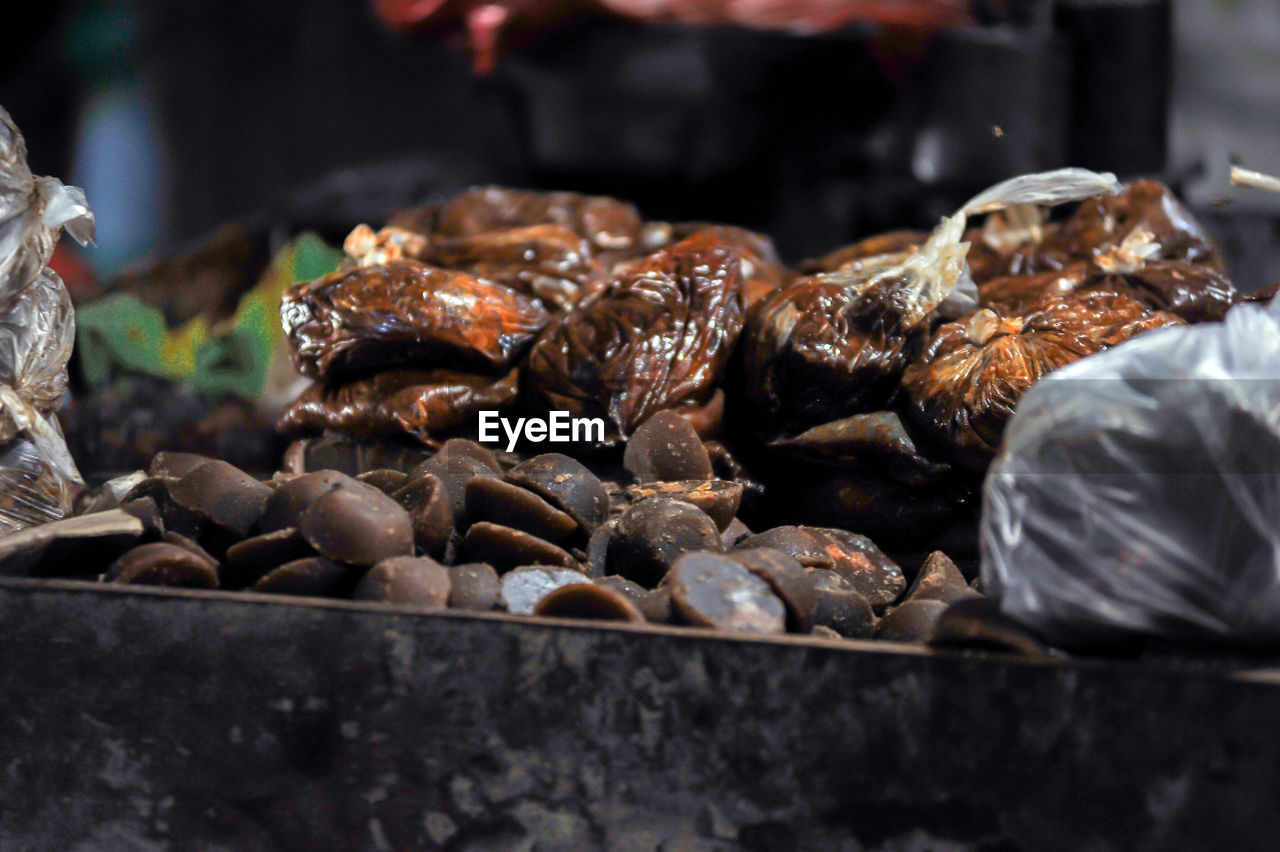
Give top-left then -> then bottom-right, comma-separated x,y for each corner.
981,297 -> 1280,646
0,107 -> 94,532
742,167 -> 1120,433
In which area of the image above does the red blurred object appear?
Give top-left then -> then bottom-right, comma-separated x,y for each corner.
48,244 -> 101,304
371,0 -> 975,74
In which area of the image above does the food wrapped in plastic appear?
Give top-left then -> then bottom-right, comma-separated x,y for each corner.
902,292 -> 1183,471
281,259 -> 549,382
977,228 -> 1239,324
345,222 -> 605,311
664,223 -> 789,307
797,230 -> 929,275
277,368 -> 519,447
1053,178 -> 1224,270
426,186 -> 646,253
982,298 -> 1280,646
524,231 -> 744,440
966,179 -> 1223,284
742,169 -> 1120,435
0,107 -> 94,532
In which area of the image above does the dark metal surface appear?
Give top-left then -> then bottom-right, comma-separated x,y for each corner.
1,577 -> 1277,850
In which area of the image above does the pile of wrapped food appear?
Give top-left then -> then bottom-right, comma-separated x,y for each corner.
4,149 -> 1268,652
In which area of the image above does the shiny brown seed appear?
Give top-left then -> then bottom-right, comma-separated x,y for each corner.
148,451 -> 215,479
258,470 -> 359,532
411,455 -> 498,517
905,551 -> 980,605
736,526 -> 830,569
223,527 -> 314,589
732,547 -> 818,633
533,582 -> 645,622
500,566 -> 589,615
447,562 -> 501,610
460,522 -> 579,573
169,460 -> 271,537
809,570 -> 875,638
875,599 -> 948,643
437,438 -> 502,474
608,497 -> 721,587
464,477 -> 579,544
624,479 -> 743,532
504,453 -> 608,534
927,597 -> 1048,657
807,528 -> 906,608
623,410 -> 714,483
106,542 -> 219,589
356,469 -> 410,495
298,485 -> 414,566
391,474 -> 454,560
252,556 -> 356,597
668,551 -> 786,635
353,556 -> 451,607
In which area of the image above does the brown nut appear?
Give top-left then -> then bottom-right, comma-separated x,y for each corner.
252,556 -> 357,597
223,527 -> 314,590
608,497 -> 720,587
624,479 -> 743,532
447,562 -> 501,610
460,522 -> 579,573
464,477 -> 579,544
809,569 -> 875,638
353,556 -> 451,607
623,410 -> 714,483
668,551 -> 786,635
504,453 -> 609,534
533,582 -> 645,623
258,470 -> 360,533
106,542 -> 219,589
391,474 -> 454,560
298,484 -> 414,566
169,460 -> 271,538
732,547 -> 817,633
875,599 -> 948,643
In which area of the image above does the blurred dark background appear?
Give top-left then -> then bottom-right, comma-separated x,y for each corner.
4,0 -> 1280,284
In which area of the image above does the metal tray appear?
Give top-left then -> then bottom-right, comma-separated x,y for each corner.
1,577 -> 1276,851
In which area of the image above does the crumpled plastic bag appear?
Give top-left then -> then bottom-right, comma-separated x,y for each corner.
0,106 -> 94,531
981,296 -> 1280,646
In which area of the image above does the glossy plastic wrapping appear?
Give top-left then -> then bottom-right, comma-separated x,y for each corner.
524,231 -> 745,439
277,367 -> 519,446
281,259 -> 549,382
982,298 -> 1280,646
902,292 -> 1184,471
967,179 -> 1225,283
742,168 -> 1120,435
0,107 -> 94,532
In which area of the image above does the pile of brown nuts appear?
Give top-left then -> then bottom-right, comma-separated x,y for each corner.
0,408 -> 1045,653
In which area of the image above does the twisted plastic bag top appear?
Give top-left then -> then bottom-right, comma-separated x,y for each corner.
829,168 -> 1121,325
981,295 -> 1280,646
0,106 -> 95,529
1,109 -> 94,301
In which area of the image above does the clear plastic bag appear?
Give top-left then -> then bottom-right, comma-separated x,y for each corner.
981,297 -> 1280,646
0,106 -> 94,532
